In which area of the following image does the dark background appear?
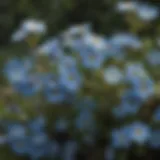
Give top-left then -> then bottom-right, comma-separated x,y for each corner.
0,0 -> 160,159
0,0 -> 159,46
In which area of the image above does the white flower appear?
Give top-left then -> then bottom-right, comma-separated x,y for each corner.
62,23 -> 92,47
21,19 -> 46,34
11,19 -> 47,42
83,34 -> 106,50
104,66 -> 123,85
136,4 -> 159,21
11,30 -> 27,42
63,23 -> 91,37
116,1 -> 138,12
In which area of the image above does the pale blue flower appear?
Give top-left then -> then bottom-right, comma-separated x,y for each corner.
113,102 -> 139,119
37,38 -> 64,61
80,48 -> 106,69
111,126 -> 131,148
58,56 -> 82,92
129,122 -> 151,145
3,58 -> 30,84
136,4 -> 159,21
125,62 -> 149,83
14,77 -> 41,96
10,137 -> 30,155
28,132 -> 50,159
7,124 -> 26,141
29,116 -> 46,132
43,74 -> 67,103
110,33 -> 142,49
131,78 -> 155,100
103,66 -> 123,85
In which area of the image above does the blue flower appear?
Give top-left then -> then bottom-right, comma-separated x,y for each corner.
129,122 -> 151,145
136,4 -> 159,21
111,126 -> 131,148
10,137 -> 30,155
105,44 -> 125,61
149,130 -> 160,149
28,132 -> 50,159
80,48 -> 106,69
13,77 -> 41,96
3,58 -> 30,84
43,74 -> 67,103
110,33 -> 142,49
45,88 -> 67,104
29,116 -> 46,132
113,89 -> 142,118
6,124 -> 30,155
131,78 -> 154,100
62,24 -> 92,48
30,132 -> 49,146
3,58 -> 39,96
125,62 -> 151,85
113,102 -> 139,119
58,56 -> 82,92
37,38 -> 64,61
7,124 -> 27,141
121,90 -> 142,106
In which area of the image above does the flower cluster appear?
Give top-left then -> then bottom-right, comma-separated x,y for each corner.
1,1 -> 160,160
117,1 -> 159,21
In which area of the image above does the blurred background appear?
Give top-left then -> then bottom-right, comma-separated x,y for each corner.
0,0 -> 159,44
0,0 -> 160,160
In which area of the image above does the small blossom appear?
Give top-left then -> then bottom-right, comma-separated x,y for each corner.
129,122 -> 151,145
111,33 -> 142,49
136,4 -> 159,21
21,19 -> 46,34
116,1 -> 138,13
111,126 -> 131,148
11,19 -> 46,42
104,66 -> 123,85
